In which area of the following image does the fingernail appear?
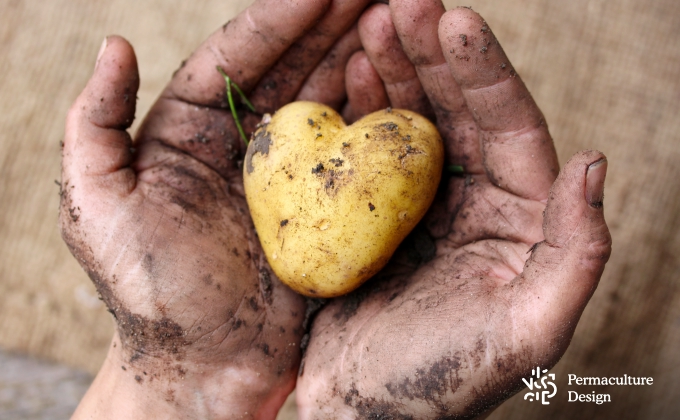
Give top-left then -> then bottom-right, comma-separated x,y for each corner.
95,37 -> 108,70
586,158 -> 607,208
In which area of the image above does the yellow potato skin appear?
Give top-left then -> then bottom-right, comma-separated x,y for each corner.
244,101 -> 443,298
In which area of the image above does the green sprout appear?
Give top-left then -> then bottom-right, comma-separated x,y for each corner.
217,66 -> 255,146
448,164 -> 465,174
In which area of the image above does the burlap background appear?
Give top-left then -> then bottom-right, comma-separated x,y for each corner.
1,0 -> 678,418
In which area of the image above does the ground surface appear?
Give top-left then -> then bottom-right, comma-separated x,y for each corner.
0,349 -> 91,419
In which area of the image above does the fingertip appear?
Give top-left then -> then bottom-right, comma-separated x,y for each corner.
358,3 -> 392,52
439,7 -> 511,90
586,156 -> 607,209
84,35 -> 139,129
345,51 -> 389,122
560,149 -> 608,203
63,35 -> 139,186
389,0 -> 446,65
544,150 -> 610,249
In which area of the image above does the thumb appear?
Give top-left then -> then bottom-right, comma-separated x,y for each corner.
60,36 -> 139,227
514,150 -> 612,352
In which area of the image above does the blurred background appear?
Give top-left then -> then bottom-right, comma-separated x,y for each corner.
0,0 -> 678,418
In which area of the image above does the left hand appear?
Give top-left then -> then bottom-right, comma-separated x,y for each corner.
296,1 -> 611,418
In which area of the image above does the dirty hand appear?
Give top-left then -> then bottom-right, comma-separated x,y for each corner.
61,1 -> 373,418
296,2 -> 612,419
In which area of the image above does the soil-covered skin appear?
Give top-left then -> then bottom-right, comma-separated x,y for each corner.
295,4 -> 611,419
63,1 -> 379,417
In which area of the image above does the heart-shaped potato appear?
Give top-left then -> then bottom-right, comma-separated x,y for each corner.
244,101 -> 443,297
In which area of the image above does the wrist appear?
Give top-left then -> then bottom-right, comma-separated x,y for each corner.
73,332 -> 294,420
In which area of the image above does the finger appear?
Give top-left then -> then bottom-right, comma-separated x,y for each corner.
343,51 -> 390,123
439,8 -> 559,201
251,0 -> 373,112
514,151 -> 611,343
62,36 -> 139,203
358,4 -> 433,119
296,26 -> 363,111
167,0 -> 332,107
388,0 -> 483,174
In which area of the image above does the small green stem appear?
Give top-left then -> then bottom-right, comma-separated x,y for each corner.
217,66 -> 253,146
448,164 -> 465,174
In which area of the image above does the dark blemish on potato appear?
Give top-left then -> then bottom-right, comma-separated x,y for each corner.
257,323 -> 264,332
311,162 -> 325,174
316,133 -> 322,138
398,144 -> 423,162
386,107 -> 392,113
381,122 -> 399,132
135,375 -> 143,384
321,111 -> 327,117
480,46 -> 488,53
261,343 -> 270,356
307,118 -> 315,126
481,24 -> 489,33
202,274 -> 213,285
121,365 -> 127,371
233,318 -> 244,330
245,126 -> 272,174
232,247 -> 239,256
459,34 -> 468,45
280,219 -> 289,227
365,133 -> 369,138
369,203 -> 376,211
402,135 -> 411,141
342,142 -> 350,147
329,158 -> 344,167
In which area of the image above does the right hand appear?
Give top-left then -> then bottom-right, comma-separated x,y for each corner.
63,1 -> 372,418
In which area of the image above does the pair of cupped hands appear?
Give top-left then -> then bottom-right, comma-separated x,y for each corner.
63,0 -> 611,418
